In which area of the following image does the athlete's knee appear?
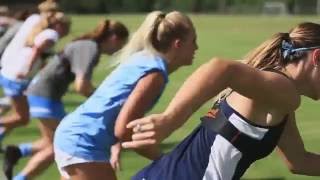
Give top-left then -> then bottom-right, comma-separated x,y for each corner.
44,145 -> 55,161
37,138 -> 50,150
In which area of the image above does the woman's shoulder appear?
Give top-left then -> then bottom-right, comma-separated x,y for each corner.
39,28 -> 59,37
24,14 -> 41,24
208,58 -> 301,112
127,51 -> 166,69
265,70 -> 301,111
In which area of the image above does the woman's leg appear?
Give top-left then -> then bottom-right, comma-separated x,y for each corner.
0,96 -> 11,115
15,119 -> 59,179
2,95 -> 30,179
64,162 -> 117,180
0,95 -> 30,132
3,120 -> 54,168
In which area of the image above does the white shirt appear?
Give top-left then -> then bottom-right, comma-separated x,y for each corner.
1,28 -> 59,80
1,14 -> 40,65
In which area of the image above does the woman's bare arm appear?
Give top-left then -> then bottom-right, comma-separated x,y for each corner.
277,113 -> 320,176
123,58 -> 300,148
18,39 -> 54,78
115,71 -> 165,160
74,77 -> 95,97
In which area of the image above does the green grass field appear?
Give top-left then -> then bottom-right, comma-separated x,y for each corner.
2,14 -> 320,180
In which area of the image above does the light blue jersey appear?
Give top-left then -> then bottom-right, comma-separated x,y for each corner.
54,51 -> 168,162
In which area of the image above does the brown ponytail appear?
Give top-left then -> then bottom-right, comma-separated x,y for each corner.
245,22 -> 320,70
245,33 -> 289,70
73,19 -> 128,44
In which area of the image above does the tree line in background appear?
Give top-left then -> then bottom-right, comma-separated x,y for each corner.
2,0 -> 319,14
56,0 -> 305,14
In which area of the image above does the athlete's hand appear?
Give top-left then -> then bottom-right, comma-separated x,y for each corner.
110,142 -> 121,171
122,114 -> 173,149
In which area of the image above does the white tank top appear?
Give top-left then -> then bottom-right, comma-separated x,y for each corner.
1,28 -> 59,80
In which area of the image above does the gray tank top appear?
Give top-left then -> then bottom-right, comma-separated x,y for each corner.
27,40 -> 100,100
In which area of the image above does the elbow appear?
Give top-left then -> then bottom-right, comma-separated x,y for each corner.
208,57 -> 224,65
114,122 -> 128,141
115,131 -> 130,142
207,57 -> 235,85
74,79 -> 93,97
74,81 -> 84,93
114,120 -> 132,142
74,85 -> 90,97
289,166 -> 304,175
286,152 -> 312,175
208,57 -> 233,73
287,162 -> 306,175
74,86 -> 81,94
114,130 -> 123,140
75,87 -> 84,96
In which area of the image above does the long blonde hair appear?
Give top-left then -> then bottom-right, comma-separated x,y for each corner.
245,22 -> 320,70
38,0 -> 59,14
25,12 -> 70,47
116,11 -> 193,64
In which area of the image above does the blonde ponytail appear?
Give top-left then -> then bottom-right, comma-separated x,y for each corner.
38,0 -> 59,14
115,11 -> 165,64
114,10 -> 193,65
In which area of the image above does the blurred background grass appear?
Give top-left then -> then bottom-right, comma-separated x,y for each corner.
1,14 -> 320,180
